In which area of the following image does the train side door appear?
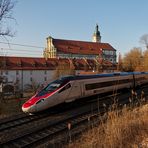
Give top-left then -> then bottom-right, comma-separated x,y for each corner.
66,81 -> 82,101
57,83 -> 72,103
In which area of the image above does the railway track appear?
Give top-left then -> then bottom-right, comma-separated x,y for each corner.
0,91 -> 121,133
0,113 -> 55,132
0,101 -> 106,147
0,85 -> 148,147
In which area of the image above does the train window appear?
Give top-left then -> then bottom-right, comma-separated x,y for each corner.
36,99 -> 44,104
85,78 -> 133,90
36,79 -> 69,97
35,77 -> 71,97
114,73 -> 120,76
58,83 -> 71,93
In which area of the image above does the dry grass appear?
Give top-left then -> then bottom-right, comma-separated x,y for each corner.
68,104 -> 148,148
0,98 -> 26,118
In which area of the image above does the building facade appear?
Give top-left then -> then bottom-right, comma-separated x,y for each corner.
0,56 -> 116,94
44,24 -> 116,64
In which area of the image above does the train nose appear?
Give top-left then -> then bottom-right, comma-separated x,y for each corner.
22,102 -> 33,113
22,106 -> 29,113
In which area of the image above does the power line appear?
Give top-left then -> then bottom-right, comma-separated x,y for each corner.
0,41 -> 45,49
0,51 -> 42,55
0,52 -> 42,56
0,52 -> 42,55
0,47 -> 43,53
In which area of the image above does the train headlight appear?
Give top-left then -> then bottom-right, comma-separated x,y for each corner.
36,99 -> 45,104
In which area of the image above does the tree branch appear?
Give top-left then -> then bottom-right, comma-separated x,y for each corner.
0,0 -> 16,37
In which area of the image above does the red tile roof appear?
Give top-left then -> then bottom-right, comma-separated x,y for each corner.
0,56 -> 115,70
53,38 -> 115,55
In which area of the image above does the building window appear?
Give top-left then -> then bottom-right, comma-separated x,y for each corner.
16,77 -> 19,83
16,70 -> 19,75
44,77 -> 47,81
30,77 -> 32,82
30,70 -> 32,75
44,70 -> 47,75
110,51 -> 113,55
5,77 -> 8,83
5,71 -> 8,75
17,62 -> 21,66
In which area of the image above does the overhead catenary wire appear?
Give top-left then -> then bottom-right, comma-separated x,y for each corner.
0,49 -> 43,57
0,41 -> 45,49
0,52 -> 42,55
0,41 -> 45,56
0,47 -> 43,53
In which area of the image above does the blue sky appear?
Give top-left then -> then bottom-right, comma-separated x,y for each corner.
0,0 -> 148,58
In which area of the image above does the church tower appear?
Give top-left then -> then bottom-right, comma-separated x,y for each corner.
92,24 -> 101,43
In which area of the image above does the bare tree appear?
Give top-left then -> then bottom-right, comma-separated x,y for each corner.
122,47 -> 143,71
0,0 -> 16,37
53,61 -> 75,79
140,34 -> 148,50
143,49 -> 148,71
117,52 -> 123,71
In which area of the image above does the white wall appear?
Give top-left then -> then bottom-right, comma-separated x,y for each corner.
0,69 -> 55,91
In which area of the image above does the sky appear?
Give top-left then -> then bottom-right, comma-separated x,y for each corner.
0,0 -> 148,58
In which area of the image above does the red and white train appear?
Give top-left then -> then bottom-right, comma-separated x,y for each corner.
22,72 -> 148,113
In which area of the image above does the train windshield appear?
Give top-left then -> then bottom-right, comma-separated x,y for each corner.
36,78 -> 69,97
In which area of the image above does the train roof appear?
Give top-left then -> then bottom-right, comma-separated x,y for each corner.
61,72 -> 148,81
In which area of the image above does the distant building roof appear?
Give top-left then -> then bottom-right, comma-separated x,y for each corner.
53,38 -> 116,55
0,56 -> 116,71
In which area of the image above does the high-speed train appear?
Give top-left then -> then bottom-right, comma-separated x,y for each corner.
22,72 -> 148,113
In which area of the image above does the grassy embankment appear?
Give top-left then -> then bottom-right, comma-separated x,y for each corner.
0,97 -> 27,118
68,96 -> 148,148
0,99 -> 25,118
0,91 -> 34,118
